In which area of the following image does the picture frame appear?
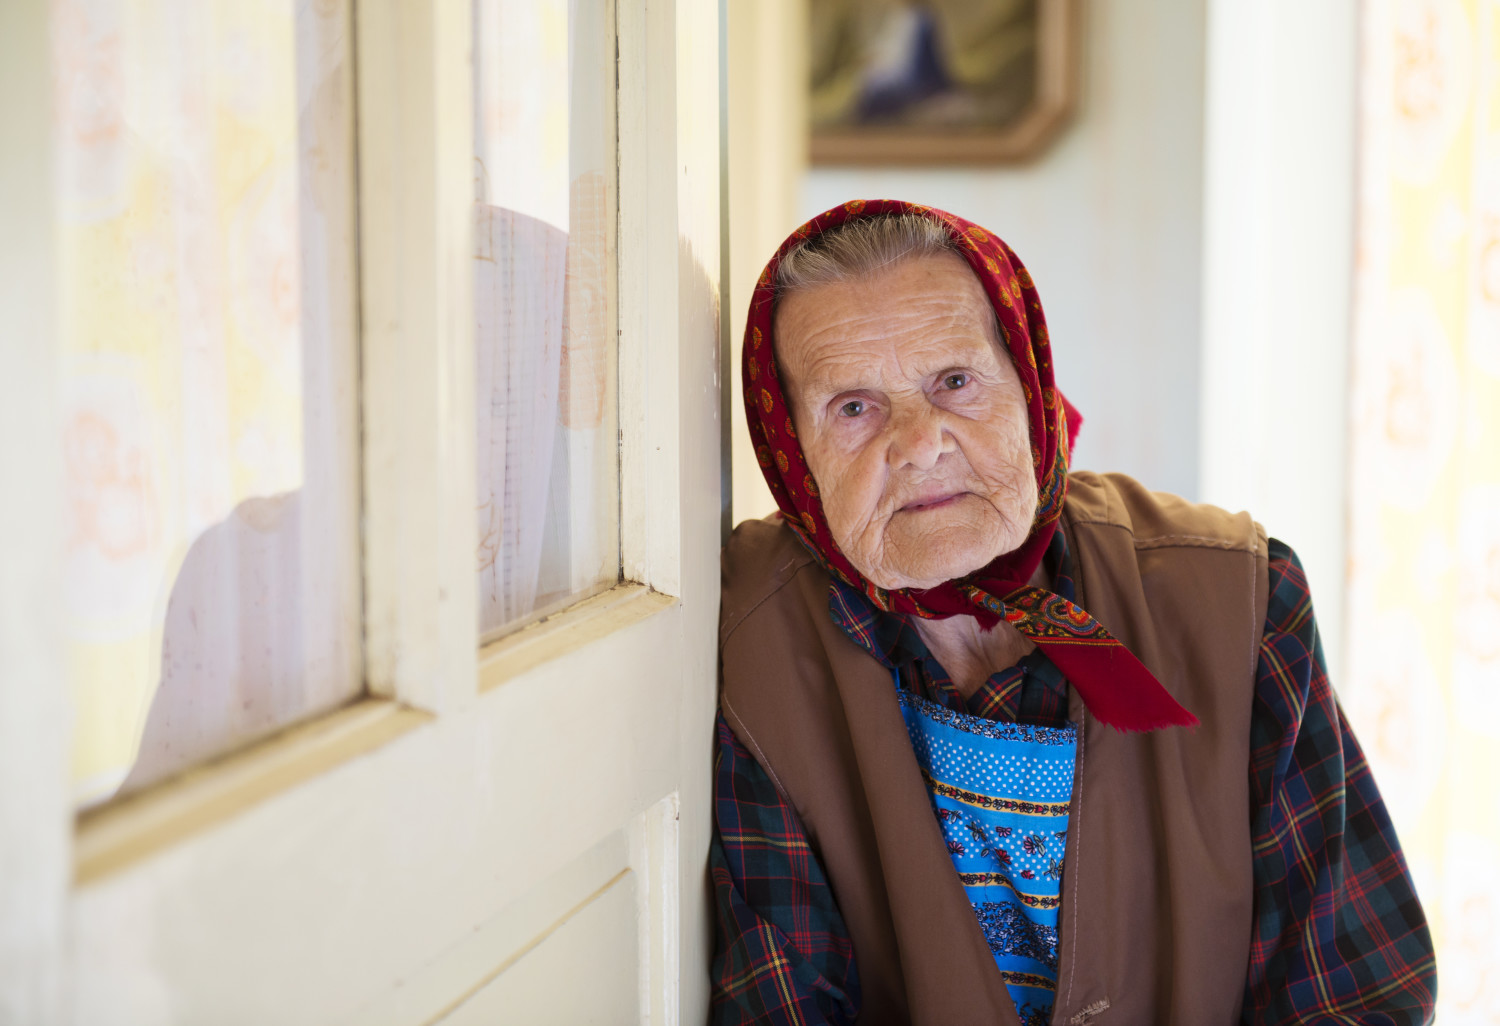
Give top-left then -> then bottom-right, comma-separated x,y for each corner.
809,0 -> 1080,166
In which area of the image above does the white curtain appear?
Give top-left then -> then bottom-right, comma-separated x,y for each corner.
55,0 -> 361,803
472,0 -> 618,637
474,205 -> 568,633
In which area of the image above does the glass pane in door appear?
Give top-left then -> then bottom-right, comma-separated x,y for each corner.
473,0 -> 621,639
54,0 -> 362,804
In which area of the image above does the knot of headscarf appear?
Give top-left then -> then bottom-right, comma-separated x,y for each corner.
743,199 -> 1196,733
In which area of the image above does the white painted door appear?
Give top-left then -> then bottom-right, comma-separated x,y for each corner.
0,0 -> 723,1022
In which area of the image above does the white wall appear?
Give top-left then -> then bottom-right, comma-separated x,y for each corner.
1198,0 -> 1355,683
802,0 -> 1209,500
725,0 -> 808,525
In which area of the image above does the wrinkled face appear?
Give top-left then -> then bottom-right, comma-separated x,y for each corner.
777,251 -> 1038,591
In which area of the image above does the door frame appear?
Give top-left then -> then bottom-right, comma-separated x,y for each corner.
0,0 -> 724,1021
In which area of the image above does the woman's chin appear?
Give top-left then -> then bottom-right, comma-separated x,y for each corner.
867,522 -> 1007,591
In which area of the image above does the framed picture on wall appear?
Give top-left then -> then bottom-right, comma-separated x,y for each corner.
809,0 -> 1080,166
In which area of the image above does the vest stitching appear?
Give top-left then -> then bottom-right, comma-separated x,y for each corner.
722,694 -> 795,804
1132,532 -> 1257,551
1067,514 -> 1260,553
1068,997 -> 1110,1024
720,552 -> 815,644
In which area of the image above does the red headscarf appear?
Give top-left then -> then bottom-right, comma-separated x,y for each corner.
743,199 -> 1196,732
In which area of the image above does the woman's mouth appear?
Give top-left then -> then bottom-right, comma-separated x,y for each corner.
900,491 -> 965,512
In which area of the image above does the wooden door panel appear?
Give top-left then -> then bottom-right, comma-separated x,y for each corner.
8,2 -> 724,1024
437,875 -> 638,1025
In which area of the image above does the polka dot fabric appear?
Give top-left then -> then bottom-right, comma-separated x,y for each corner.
741,199 -> 1196,732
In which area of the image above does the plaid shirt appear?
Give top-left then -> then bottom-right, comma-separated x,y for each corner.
710,534 -> 1437,1025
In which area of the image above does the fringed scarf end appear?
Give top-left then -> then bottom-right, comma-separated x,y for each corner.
1089,704 -> 1200,734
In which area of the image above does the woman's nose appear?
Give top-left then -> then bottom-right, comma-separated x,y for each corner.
886,401 -> 949,471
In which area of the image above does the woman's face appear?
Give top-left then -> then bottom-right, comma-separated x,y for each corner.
776,251 -> 1038,591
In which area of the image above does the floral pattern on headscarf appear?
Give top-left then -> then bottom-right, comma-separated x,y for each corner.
742,199 -> 1195,732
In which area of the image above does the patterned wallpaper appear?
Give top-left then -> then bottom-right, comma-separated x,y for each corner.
1346,0 -> 1500,1017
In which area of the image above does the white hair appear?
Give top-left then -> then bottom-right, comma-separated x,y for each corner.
775,214 -> 961,295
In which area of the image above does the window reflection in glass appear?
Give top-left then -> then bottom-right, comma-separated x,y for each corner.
473,0 -> 621,639
55,0 -> 362,805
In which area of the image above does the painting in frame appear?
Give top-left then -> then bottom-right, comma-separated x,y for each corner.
809,0 -> 1080,166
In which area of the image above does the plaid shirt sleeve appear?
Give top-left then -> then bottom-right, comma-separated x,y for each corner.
710,713 -> 860,1026
1242,540 -> 1437,1025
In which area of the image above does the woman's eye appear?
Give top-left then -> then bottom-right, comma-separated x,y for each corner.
838,399 -> 866,418
943,373 -> 969,390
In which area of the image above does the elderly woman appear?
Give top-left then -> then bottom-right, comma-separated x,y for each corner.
710,201 -> 1436,1026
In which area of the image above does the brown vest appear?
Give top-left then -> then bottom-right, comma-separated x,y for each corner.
719,472 -> 1269,1026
